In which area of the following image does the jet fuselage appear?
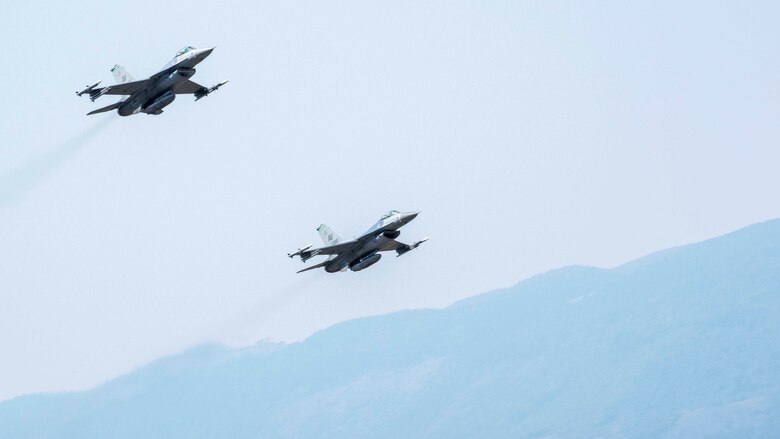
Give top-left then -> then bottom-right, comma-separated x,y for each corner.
118,48 -> 213,116
323,213 -> 417,272
118,68 -> 196,116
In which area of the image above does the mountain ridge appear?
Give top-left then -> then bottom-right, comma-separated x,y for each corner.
2,219 -> 779,438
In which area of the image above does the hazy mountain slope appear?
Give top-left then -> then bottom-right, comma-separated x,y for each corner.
2,220 -> 779,438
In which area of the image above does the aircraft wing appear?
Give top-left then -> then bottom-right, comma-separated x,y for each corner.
379,239 -> 407,251
305,231 -> 406,257
96,79 -> 151,96
295,234 -> 411,260
174,79 -> 207,95
377,238 -> 427,253
301,239 -> 359,258
395,237 -> 429,256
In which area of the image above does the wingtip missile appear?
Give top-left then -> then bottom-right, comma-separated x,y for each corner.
396,237 -> 429,257
76,80 -> 102,96
288,244 -> 314,258
411,237 -> 430,250
194,80 -> 229,101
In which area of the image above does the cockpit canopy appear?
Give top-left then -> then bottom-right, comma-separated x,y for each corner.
365,210 -> 401,234
380,210 -> 401,219
176,46 -> 196,57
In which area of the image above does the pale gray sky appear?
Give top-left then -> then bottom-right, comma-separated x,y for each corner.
1,0 -> 778,401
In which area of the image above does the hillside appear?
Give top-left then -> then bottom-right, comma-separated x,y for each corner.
2,220 -> 779,438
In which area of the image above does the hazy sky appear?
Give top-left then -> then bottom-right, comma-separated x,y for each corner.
1,0 -> 778,402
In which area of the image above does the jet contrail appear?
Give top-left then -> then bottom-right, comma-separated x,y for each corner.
0,117 -> 115,205
215,275 -> 323,344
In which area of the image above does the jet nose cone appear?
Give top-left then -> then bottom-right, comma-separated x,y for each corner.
196,47 -> 215,58
402,211 -> 420,222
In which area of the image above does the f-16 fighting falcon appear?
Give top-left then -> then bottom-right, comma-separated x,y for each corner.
288,210 -> 429,273
76,46 -> 227,116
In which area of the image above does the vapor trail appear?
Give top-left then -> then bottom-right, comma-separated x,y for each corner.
0,117 -> 115,205
216,275 -> 323,344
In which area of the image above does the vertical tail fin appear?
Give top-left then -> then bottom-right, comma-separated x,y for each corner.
317,224 -> 341,245
111,64 -> 134,84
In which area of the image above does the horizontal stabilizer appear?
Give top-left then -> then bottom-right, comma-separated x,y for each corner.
297,260 -> 331,274
87,101 -> 122,115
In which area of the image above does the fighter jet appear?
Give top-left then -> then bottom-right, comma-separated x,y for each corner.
289,210 -> 429,273
76,46 -> 227,116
